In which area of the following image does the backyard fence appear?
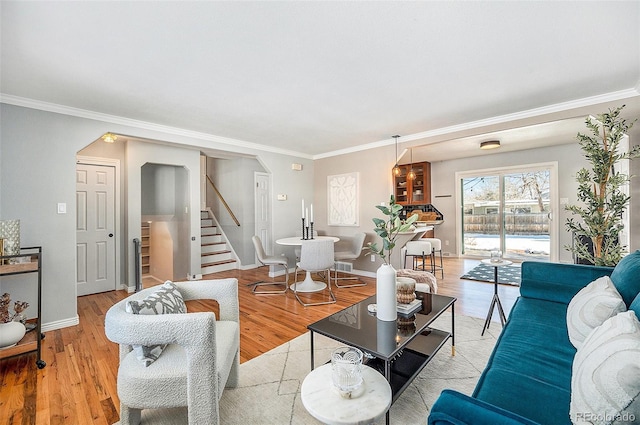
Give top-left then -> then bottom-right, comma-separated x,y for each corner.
464,213 -> 549,235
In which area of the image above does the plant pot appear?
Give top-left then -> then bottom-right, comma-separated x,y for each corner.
376,263 -> 397,321
0,321 -> 26,349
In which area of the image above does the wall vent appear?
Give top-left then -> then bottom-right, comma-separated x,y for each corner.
335,261 -> 353,273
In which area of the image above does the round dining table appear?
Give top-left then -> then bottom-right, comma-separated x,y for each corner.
276,236 -> 339,293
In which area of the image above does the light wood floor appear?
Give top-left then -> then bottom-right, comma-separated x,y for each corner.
0,257 -> 519,425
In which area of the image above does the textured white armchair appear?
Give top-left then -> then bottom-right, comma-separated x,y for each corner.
105,279 -> 240,425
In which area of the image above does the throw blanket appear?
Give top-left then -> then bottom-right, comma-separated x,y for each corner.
397,269 -> 438,293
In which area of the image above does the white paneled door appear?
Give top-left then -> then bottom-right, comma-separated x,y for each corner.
255,172 -> 272,256
76,163 -> 116,296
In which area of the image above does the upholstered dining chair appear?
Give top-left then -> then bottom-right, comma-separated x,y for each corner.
104,279 -> 240,425
251,235 -> 289,294
293,230 -> 319,262
403,240 -> 433,272
332,232 -> 367,288
294,238 -> 336,306
421,237 -> 444,278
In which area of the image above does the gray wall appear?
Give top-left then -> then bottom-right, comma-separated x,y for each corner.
208,157 -> 265,266
630,136 -> 640,252
313,144 -> 396,273
126,141 -> 200,286
0,103 -> 313,330
430,143 -> 583,264
141,163 -> 190,280
314,140 -> 640,272
2,101 -> 638,331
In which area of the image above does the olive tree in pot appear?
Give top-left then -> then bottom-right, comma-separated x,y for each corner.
565,105 -> 640,266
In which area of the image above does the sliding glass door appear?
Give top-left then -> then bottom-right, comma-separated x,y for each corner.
459,164 -> 556,262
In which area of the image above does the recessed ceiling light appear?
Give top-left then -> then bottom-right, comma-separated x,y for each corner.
480,140 -> 500,150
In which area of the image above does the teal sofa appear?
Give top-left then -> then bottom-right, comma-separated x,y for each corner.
428,250 -> 640,425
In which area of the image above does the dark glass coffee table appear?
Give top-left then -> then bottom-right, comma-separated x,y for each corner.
307,291 -> 456,424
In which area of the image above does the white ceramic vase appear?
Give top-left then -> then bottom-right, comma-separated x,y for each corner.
376,318 -> 397,353
0,321 -> 26,349
376,263 -> 397,321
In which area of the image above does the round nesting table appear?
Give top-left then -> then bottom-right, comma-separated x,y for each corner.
276,236 -> 339,293
301,363 -> 392,425
480,258 -> 512,335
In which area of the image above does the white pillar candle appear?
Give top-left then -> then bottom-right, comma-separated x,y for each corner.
305,208 -> 309,223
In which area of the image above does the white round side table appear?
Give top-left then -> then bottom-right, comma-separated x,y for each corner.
301,363 -> 392,425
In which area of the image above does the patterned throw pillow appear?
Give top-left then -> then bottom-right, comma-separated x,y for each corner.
125,281 -> 187,366
570,311 -> 640,425
566,276 -> 626,349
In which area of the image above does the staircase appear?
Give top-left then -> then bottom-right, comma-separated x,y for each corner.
200,210 -> 237,274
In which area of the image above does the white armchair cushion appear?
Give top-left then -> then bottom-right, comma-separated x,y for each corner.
117,320 -> 240,408
125,281 -> 187,366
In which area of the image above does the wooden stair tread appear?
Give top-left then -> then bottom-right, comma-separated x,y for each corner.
201,250 -> 231,257
201,259 -> 236,267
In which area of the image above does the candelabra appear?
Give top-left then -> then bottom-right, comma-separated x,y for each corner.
300,218 -> 315,240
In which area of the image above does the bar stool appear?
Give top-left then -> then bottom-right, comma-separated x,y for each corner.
403,241 -> 432,272
422,237 -> 444,278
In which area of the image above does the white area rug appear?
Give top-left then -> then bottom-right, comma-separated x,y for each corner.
115,313 -> 500,424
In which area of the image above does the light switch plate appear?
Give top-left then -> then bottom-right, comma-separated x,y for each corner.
57,203 -> 67,214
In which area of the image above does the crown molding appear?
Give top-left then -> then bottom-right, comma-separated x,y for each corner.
2,88 -> 637,162
314,87 -> 640,160
0,93 -> 313,159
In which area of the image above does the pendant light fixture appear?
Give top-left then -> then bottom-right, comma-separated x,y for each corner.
392,135 -> 401,176
407,148 -> 416,180
102,132 -> 118,143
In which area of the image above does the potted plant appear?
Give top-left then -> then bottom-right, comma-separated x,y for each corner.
369,195 -> 419,264
0,293 -> 28,348
565,105 -> 640,266
368,195 -> 418,321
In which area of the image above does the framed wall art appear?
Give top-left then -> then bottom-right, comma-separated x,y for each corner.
327,172 -> 359,226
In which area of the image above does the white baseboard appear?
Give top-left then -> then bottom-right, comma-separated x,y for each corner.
122,283 -> 136,293
343,269 -> 376,279
41,315 -> 79,332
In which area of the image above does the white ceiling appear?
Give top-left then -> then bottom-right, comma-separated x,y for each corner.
1,1 -> 639,160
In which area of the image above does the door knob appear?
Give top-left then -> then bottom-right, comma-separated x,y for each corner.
109,233 -> 114,237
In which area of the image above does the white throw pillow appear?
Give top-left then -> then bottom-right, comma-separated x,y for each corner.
566,276 -> 626,349
570,311 -> 640,425
125,281 -> 187,366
